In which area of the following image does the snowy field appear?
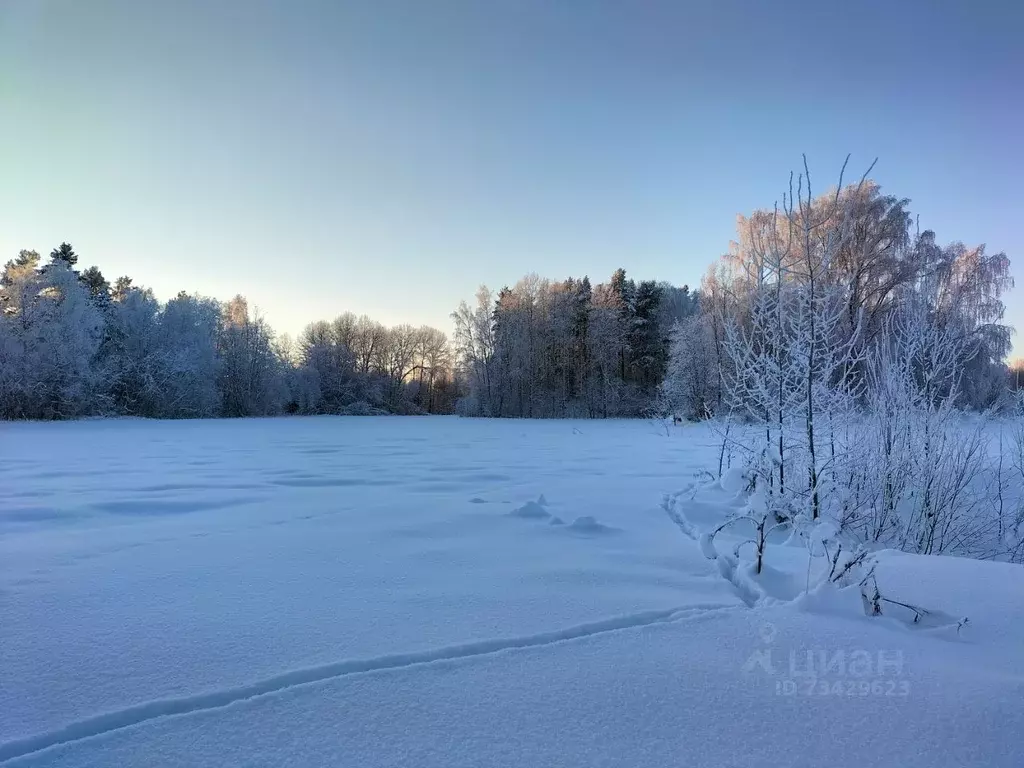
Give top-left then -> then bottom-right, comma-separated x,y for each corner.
2,416 -> 1022,767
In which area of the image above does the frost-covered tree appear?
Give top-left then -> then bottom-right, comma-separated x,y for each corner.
687,159 -> 1016,570
97,284 -> 164,415
839,301 -> 995,556
452,269 -> 692,418
218,295 -> 287,417
452,287 -> 496,415
158,292 -> 221,417
28,260 -> 104,418
410,325 -> 453,413
0,252 -> 43,417
298,319 -> 356,412
294,313 -> 454,415
378,324 -> 419,409
662,314 -> 718,420
693,169 -> 1013,416
350,315 -> 388,375
719,158 -> 867,520
921,241 -> 1014,408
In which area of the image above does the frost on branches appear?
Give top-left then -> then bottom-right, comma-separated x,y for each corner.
670,157 -> 1023,618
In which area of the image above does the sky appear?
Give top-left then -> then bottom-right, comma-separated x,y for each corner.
2,0 -> 1022,353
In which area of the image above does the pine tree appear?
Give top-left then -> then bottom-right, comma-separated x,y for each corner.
80,266 -> 111,305
629,280 -> 664,393
49,242 -> 79,268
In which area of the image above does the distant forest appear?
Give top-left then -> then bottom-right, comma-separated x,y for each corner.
1,173 -> 1019,421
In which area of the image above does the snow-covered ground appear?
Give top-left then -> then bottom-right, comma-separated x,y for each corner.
2,416 -> 1021,767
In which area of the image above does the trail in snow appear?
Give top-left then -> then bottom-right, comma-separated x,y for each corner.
2,417 -> 733,745
0,604 -> 736,764
4,418 -> 1020,768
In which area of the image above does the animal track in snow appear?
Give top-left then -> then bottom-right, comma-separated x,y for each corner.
0,604 -> 736,765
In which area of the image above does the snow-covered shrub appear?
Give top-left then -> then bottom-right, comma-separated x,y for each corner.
343,400 -> 388,416
721,280 -> 863,525
696,161 -> 1019,570
707,478 -> 789,575
710,294 -> 1022,569
836,304 -> 998,557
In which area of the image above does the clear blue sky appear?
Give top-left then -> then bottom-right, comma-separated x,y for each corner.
2,0 -> 1021,352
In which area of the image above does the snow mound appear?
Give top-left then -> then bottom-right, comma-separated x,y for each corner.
566,516 -> 615,535
720,466 -> 747,494
508,497 -> 551,519
792,579 -> 867,619
699,531 -> 718,559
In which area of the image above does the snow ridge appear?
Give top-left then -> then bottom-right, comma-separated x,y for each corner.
0,604 -> 735,764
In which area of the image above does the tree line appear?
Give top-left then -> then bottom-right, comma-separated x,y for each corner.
1,165 -> 1016,422
451,274 -> 699,417
452,173 -> 1016,419
0,245 -> 457,419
